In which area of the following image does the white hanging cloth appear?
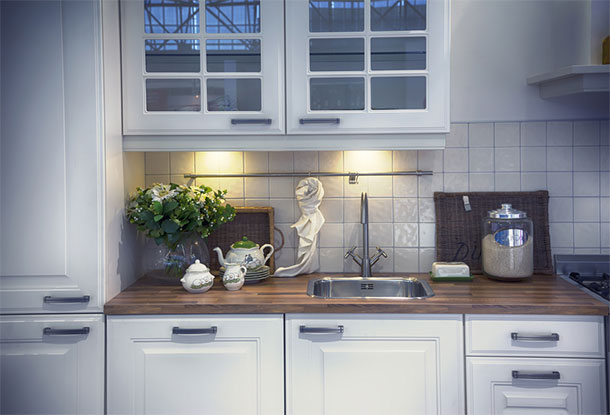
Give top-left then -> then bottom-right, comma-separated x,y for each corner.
273,177 -> 325,277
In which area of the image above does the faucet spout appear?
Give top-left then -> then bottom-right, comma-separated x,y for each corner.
361,193 -> 372,278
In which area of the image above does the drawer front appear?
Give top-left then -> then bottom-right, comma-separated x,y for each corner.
466,357 -> 607,415
466,315 -> 604,358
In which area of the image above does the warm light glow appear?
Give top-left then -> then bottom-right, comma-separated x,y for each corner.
195,152 -> 244,174
343,151 -> 392,173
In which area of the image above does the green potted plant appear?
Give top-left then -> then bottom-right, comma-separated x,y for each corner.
126,183 -> 236,280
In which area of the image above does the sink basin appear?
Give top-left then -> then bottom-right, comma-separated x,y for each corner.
307,277 -> 435,299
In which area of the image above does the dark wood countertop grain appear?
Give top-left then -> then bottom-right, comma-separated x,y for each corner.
104,273 -> 609,315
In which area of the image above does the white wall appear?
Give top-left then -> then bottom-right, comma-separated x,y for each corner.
451,0 -> 610,122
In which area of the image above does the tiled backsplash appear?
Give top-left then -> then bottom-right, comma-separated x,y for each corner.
141,120 -> 609,273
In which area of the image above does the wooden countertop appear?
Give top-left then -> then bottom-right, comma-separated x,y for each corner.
104,273 -> 608,315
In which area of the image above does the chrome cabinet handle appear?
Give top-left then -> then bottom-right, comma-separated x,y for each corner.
43,295 -> 90,304
43,327 -> 90,335
512,370 -> 560,380
511,332 -> 559,341
299,325 -> 344,334
299,118 -> 340,125
231,118 -> 272,125
172,326 -> 217,335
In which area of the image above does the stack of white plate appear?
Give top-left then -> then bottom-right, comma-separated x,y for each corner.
219,265 -> 270,284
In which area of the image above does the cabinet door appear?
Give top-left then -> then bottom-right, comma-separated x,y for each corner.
0,0 -> 103,313
286,0 -> 450,134
467,357 -> 607,415
0,315 -> 105,415
286,314 -> 464,415
121,0 -> 284,135
107,315 -> 284,415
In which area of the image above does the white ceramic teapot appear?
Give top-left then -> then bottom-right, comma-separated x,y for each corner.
222,263 -> 247,291
214,237 -> 274,270
180,260 -> 215,293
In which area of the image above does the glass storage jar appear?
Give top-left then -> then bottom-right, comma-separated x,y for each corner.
482,204 -> 534,281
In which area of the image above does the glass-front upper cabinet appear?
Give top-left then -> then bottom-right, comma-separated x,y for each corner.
121,0 -> 285,135
286,0 -> 449,134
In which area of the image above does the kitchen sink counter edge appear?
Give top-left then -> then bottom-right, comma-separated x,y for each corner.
104,273 -> 608,315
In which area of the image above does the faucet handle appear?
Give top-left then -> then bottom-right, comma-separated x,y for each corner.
370,247 -> 388,267
375,246 -> 388,258
344,246 -> 357,259
345,246 -> 363,267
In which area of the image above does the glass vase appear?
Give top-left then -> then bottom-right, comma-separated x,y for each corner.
142,234 -> 210,283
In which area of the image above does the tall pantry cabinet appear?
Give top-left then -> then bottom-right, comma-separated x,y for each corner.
0,1 -> 107,413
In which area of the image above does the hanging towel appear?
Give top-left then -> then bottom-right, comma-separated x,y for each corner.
273,177 -> 325,277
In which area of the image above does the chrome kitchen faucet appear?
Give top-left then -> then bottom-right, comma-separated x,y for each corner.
345,192 -> 388,278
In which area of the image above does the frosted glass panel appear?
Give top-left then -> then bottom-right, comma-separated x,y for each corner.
309,0 -> 364,32
206,39 -> 261,72
310,77 -> 365,110
371,76 -> 426,109
371,37 -> 426,70
371,0 -> 426,31
207,78 -> 261,111
146,79 -> 201,111
145,39 -> 200,72
206,0 -> 260,33
310,38 -> 364,71
145,0 -> 200,34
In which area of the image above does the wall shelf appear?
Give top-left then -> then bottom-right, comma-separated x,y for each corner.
527,65 -> 610,99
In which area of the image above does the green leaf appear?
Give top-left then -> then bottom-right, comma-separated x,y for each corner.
140,210 -> 153,221
152,201 -> 163,215
161,220 -> 180,234
153,214 -> 163,222
163,201 -> 178,214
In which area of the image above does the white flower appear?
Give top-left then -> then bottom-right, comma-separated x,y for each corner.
150,184 -> 178,202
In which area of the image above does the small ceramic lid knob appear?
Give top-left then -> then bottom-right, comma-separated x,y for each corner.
186,259 -> 208,273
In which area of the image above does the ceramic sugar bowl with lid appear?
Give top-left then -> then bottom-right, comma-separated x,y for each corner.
180,260 -> 215,293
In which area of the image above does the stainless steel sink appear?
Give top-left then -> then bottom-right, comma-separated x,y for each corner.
307,277 -> 435,299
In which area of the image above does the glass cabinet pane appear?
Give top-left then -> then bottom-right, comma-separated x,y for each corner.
309,0 -> 364,32
310,77 -> 364,110
206,39 -> 261,72
207,78 -> 261,111
206,0 -> 260,33
145,0 -> 200,34
145,40 -> 201,72
371,37 -> 426,70
146,79 -> 201,111
310,38 -> 364,71
371,76 -> 425,109
371,0 -> 426,31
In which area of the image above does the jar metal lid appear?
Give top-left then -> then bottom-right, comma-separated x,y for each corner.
487,203 -> 527,219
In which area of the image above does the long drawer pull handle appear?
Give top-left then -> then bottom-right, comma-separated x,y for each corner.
43,295 -> 90,304
43,327 -> 90,336
231,118 -> 272,125
512,370 -> 560,380
299,325 -> 344,334
172,326 -> 217,335
299,118 -> 341,125
511,332 -> 559,341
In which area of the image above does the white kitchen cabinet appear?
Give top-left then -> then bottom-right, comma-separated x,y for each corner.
286,0 -> 450,135
121,0 -> 285,135
0,315 -> 105,415
285,314 -> 464,415
0,0 -> 104,313
107,314 -> 284,415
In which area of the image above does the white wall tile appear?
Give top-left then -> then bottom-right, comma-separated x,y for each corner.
547,121 -> 573,146
145,174 -> 170,186
393,175 -> 418,197
394,198 -> 418,222
145,152 -> 170,174
319,176 -> 343,197
549,198 -> 573,222
418,198 -> 435,222
573,147 -> 600,171
521,172 -> 546,191
469,148 -> 494,172
418,174 -> 443,197
546,147 -> 573,171
444,148 -> 469,172
343,223 -> 361,248
368,176 -> 393,197
195,177 -> 219,189
218,177 -> 244,198
601,223 -> 610,248
547,172 -> 573,197
393,151 -> 418,170
443,173 -> 468,192
469,123 -> 494,147
494,122 -> 520,147
344,151 -> 391,172
245,177 -> 269,198
574,120 -> 600,146
520,122 -> 546,146
169,152 -> 195,174
552,247 -> 575,255
495,147 -> 520,171
275,224 -> 296,248
369,223 -> 394,247
372,247 -> 393,273
320,223 -> 344,247
274,247 -> 296,268
320,199 -> 343,223
550,223 -> 574,247
574,223 -> 600,247
600,146 -> 609,171
417,150 -> 444,172
344,177 -> 369,197
343,198 -> 360,223
319,248 -> 345,272
394,223 -> 418,247
601,172 -> 610,196
394,248 -> 419,273
245,198 -> 270,208
601,120 -> 609,146
268,199 -> 295,223
225,197 -> 244,207
418,248 -> 436,272
369,198 -> 393,222
446,123 -> 468,147
495,173 -> 520,191
294,151 -> 318,172
170,175 -> 191,185
520,147 -> 546,171
469,173 -> 494,191
574,248 -> 601,254
319,151 -> 343,172
269,152 -> 294,173
245,152 -> 268,173
601,198 -> 610,222
269,177 -> 295,198
574,172 -> 600,196
573,198 -> 600,222
419,223 -> 435,247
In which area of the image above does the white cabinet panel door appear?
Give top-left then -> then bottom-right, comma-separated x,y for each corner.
0,0 -> 103,313
107,315 -> 284,415
467,357 -> 607,415
286,314 -> 464,415
0,315 -> 104,415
